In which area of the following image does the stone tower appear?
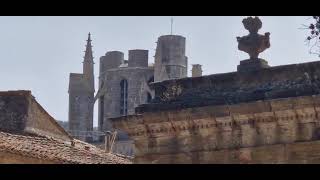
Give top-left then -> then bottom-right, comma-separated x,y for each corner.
192,64 -> 202,77
68,33 -> 95,142
154,35 -> 188,82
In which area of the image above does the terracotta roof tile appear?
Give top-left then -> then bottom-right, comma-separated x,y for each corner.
0,132 -> 132,164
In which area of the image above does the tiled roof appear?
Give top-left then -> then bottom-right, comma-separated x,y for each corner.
0,131 -> 132,164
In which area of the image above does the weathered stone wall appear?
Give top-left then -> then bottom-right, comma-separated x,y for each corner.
0,90 -> 71,141
0,151 -> 56,164
100,51 -> 124,73
68,73 -> 94,142
113,94 -> 320,164
128,50 -> 148,68
113,140 -> 135,157
68,91 -> 94,141
100,67 -> 154,132
0,91 -> 29,134
134,140 -> 320,164
154,35 -> 188,82
141,61 -> 320,113
26,96 -> 71,141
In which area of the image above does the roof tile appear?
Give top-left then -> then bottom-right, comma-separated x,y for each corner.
0,132 -> 132,164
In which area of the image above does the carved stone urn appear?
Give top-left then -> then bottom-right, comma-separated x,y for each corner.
237,16 -> 271,72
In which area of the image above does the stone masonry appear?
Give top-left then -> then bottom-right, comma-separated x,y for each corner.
113,94 -> 320,163
68,33 -> 95,142
111,17 -> 320,163
95,35 -> 189,139
0,90 -> 72,141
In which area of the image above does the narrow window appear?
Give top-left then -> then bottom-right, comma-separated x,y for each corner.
120,79 -> 128,116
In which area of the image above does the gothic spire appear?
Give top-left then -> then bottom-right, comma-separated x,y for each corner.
84,32 -> 93,62
82,32 -> 95,93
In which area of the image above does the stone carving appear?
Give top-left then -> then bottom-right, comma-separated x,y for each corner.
237,16 -> 271,60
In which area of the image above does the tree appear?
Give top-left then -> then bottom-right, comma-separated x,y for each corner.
305,16 -> 320,56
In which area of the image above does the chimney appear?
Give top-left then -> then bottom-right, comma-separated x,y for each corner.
192,64 -> 202,77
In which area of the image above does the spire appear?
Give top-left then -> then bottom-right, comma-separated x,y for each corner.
88,32 -> 91,42
82,32 -> 95,93
84,32 -> 93,61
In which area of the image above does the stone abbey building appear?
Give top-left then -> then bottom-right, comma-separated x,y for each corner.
69,17 -> 320,163
68,32 -> 194,155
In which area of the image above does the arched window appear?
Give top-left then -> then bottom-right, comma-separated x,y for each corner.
147,92 -> 152,103
120,79 -> 128,116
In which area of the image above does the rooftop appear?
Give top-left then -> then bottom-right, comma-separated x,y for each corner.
0,90 -> 131,164
0,131 -> 132,164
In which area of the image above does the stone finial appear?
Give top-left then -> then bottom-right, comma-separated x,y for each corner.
242,16 -> 262,34
237,16 -> 271,60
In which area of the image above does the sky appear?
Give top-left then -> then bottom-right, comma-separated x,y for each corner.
0,16 -> 318,127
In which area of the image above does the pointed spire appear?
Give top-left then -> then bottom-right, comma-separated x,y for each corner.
82,32 -> 95,93
88,32 -> 91,42
84,32 -> 93,62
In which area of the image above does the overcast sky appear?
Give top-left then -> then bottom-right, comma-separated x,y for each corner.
0,16 -> 318,127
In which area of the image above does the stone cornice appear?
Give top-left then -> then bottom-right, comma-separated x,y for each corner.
114,95 -> 320,138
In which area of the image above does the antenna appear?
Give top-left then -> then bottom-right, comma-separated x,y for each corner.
170,17 -> 173,35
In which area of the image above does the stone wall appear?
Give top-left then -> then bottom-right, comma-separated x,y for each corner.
140,61 -> 320,113
26,96 -> 71,141
0,90 -> 71,141
134,140 -> 320,164
0,91 -> 29,134
154,35 -> 188,82
100,67 -> 154,132
112,94 -> 320,164
68,91 -> 94,141
113,140 -> 134,157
